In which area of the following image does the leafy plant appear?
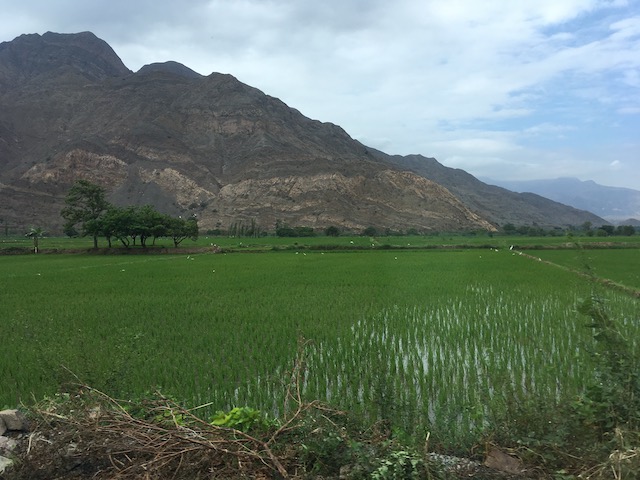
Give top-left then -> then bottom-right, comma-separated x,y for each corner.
210,406 -> 267,432
371,450 -> 425,480
25,226 -> 46,253
575,295 -> 640,435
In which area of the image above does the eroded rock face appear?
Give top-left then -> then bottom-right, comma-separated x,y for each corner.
21,149 -> 128,188
214,170 -> 495,233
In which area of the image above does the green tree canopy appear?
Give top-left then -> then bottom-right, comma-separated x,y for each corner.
60,181 -> 199,248
324,225 -> 340,237
61,180 -> 111,248
168,216 -> 199,247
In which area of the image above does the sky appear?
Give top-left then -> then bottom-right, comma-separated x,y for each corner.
1,0 -> 639,190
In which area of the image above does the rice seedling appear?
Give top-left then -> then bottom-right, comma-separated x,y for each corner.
1,248 -> 637,449
528,248 -> 640,289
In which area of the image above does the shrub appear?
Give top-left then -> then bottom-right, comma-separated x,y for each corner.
575,296 -> 640,435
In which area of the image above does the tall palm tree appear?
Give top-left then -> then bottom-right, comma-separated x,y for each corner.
25,226 -> 46,253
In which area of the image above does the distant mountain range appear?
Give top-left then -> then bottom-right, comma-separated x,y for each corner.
0,31 -> 607,234
484,178 -> 640,224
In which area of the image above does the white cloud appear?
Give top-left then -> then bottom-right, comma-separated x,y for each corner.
522,123 -> 576,136
617,106 -> 640,114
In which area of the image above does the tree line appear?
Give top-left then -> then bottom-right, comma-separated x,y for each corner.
502,222 -> 636,237
61,180 -> 198,248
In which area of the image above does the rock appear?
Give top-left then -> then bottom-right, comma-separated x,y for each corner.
0,455 -> 13,474
0,436 -> 18,453
484,446 -> 524,475
426,452 -> 481,475
0,410 -> 28,432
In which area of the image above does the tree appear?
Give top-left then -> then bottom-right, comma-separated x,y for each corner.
61,180 -> 111,248
128,205 -> 166,247
616,225 -> 636,236
581,221 -> 593,237
502,223 -> 517,235
25,226 -> 45,253
325,225 -> 340,237
100,205 -> 137,248
600,225 -> 615,236
169,216 -> 199,247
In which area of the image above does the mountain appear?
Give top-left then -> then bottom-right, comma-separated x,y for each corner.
136,61 -> 202,79
375,154 -> 607,228
0,32 -> 605,235
0,31 -> 131,89
485,178 -> 640,223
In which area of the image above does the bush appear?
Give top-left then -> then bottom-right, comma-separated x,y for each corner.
575,296 -> 640,434
276,225 -> 316,237
489,295 -> 640,476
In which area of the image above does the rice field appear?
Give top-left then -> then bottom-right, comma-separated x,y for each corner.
1,246 -> 638,447
527,248 -> 640,289
4,232 -> 638,252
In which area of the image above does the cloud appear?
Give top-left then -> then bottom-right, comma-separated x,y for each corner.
617,106 -> 640,114
522,123 -> 576,136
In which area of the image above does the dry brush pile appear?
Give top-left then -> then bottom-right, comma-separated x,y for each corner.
6,350 -> 357,479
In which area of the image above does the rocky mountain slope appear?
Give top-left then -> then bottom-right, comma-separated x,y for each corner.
484,177 -> 640,223
377,154 -> 607,228
0,31 -> 604,235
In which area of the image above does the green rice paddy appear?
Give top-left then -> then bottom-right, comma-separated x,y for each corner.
1,241 -> 638,447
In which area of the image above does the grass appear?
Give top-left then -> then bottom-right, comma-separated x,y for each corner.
3,233 -> 638,252
1,243 -> 639,451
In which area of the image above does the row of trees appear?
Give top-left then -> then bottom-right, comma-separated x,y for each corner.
61,180 -> 198,248
502,222 -> 637,237
581,222 -> 636,237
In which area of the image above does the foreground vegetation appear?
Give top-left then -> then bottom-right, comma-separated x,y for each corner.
1,240 -> 639,477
